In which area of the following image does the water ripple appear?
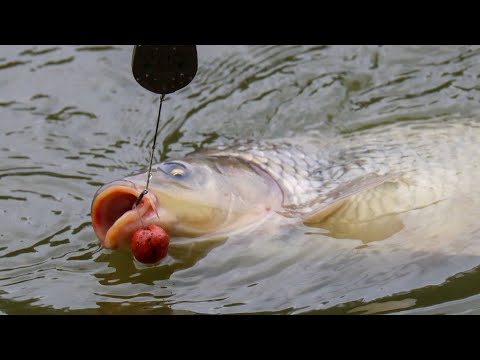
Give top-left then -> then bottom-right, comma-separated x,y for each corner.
2,45 -> 480,314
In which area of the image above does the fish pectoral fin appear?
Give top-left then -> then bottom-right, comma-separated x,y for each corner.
302,173 -> 404,243
302,173 -> 396,224
302,198 -> 349,224
309,212 -> 405,243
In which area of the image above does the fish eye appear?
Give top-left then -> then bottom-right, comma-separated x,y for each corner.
170,168 -> 185,177
159,161 -> 188,179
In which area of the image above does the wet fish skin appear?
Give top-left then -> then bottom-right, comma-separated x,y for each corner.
92,153 -> 283,249
203,117 -> 480,219
92,116 -> 480,247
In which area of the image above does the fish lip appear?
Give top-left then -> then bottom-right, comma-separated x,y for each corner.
91,180 -> 159,250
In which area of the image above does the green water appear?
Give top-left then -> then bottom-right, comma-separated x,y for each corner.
2,45 -> 480,314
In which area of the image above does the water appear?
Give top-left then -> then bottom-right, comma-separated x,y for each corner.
2,45 -> 480,314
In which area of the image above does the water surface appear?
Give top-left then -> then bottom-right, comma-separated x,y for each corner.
2,45 -> 480,314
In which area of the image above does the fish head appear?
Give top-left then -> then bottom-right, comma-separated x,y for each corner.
91,155 -> 282,249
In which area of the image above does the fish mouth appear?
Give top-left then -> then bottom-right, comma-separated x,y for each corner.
91,180 -> 162,250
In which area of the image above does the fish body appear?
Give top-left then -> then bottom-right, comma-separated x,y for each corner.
91,117 -> 480,249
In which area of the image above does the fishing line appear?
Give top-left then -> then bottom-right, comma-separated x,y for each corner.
132,93 -> 165,210
146,93 -> 165,192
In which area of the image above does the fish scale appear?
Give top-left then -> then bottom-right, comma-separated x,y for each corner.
202,117 -> 480,219
92,116 -> 480,252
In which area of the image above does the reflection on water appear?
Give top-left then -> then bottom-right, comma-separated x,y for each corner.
2,45 -> 480,314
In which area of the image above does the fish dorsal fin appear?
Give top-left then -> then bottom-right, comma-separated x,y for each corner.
303,173 -> 396,224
